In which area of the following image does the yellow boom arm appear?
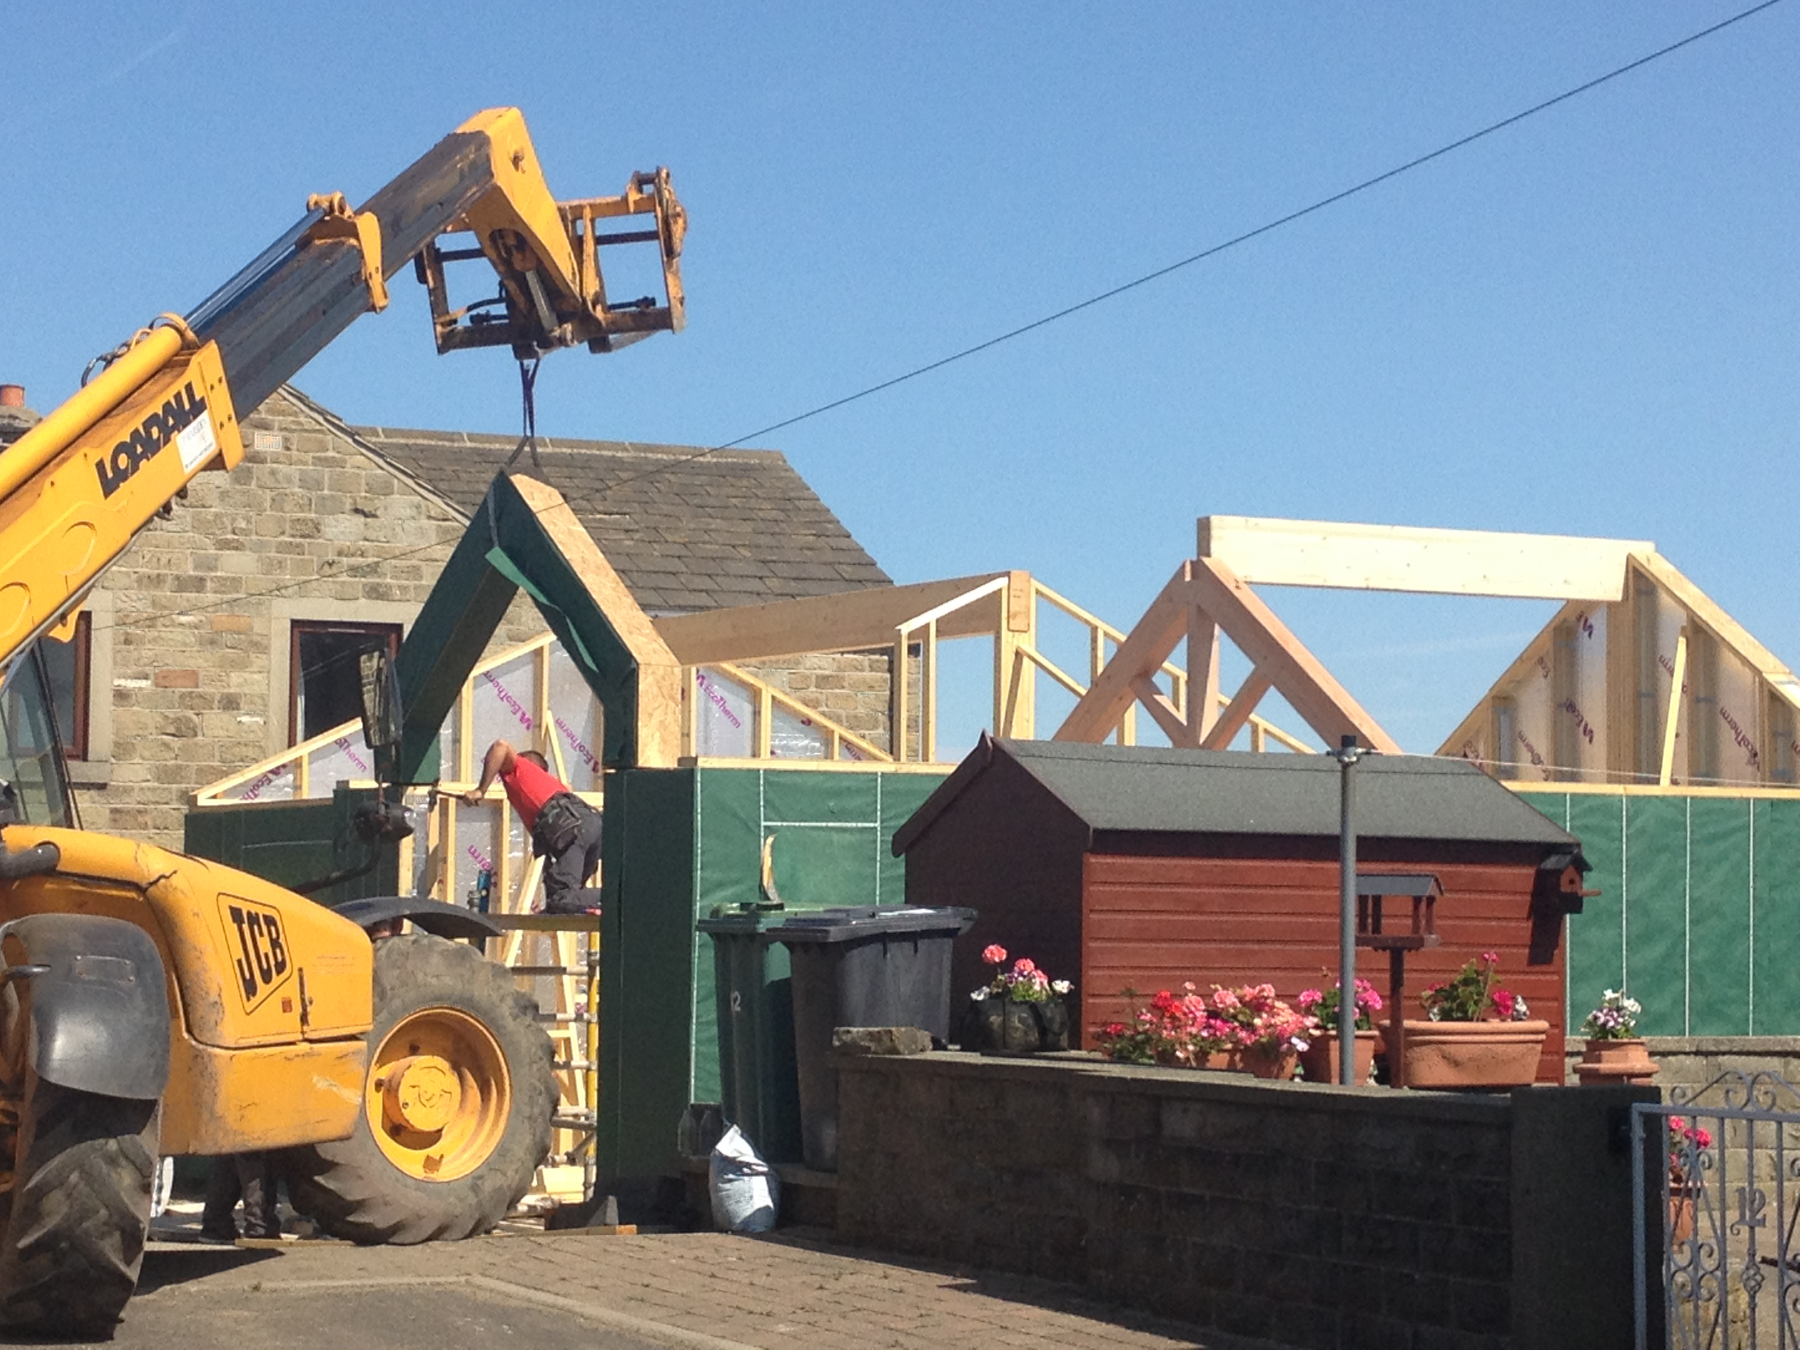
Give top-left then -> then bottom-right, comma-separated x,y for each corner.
0,108 -> 684,678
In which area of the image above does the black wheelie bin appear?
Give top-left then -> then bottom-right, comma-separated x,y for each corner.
771,905 -> 975,1170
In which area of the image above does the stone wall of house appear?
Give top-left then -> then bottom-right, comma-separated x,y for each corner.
739,652 -> 894,753
76,391 -> 896,849
835,1051 -> 1649,1350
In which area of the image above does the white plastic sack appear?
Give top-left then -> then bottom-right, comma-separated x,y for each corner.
709,1124 -> 780,1233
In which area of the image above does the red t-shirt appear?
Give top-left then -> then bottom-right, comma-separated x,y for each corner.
499,755 -> 566,832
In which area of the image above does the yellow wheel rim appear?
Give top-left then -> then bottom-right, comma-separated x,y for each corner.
365,1007 -> 511,1182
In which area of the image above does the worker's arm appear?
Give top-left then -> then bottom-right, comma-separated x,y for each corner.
462,741 -> 517,805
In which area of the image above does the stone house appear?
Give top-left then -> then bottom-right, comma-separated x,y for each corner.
0,385 -> 894,850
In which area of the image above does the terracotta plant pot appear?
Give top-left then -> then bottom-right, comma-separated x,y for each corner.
1244,1045 -> 1299,1080
1574,1037 -> 1660,1086
1668,1177 -> 1696,1247
1380,1019 -> 1550,1089
1201,1048 -> 1248,1073
1297,1030 -> 1378,1085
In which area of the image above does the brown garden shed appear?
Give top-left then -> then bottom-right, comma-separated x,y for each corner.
893,738 -> 1588,1082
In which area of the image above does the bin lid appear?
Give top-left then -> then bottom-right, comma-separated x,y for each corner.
695,907 -> 788,936
767,905 -> 976,945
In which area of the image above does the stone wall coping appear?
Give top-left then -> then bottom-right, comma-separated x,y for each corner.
1640,1037 -> 1800,1053
838,1048 -> 1513,1124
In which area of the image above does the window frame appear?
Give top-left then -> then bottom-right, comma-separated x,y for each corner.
287,620 -> 403,747
42,611 -> 91,763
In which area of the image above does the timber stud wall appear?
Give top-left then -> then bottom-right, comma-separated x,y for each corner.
836,1052 -> 1651,1350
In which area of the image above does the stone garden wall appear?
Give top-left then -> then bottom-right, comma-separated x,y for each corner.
835,1051 -> 1651,1350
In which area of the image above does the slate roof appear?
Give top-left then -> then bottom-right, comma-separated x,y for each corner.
285,387 -> 890,614
893,737 -> 1580,855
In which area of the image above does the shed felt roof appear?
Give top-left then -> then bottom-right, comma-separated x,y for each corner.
892,737 -> 1580,855
283,387 -> 891,615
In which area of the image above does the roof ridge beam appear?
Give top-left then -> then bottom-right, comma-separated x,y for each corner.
1198,515 -> 1654,601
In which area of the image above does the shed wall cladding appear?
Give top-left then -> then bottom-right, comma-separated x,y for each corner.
903,750 -> 1089,1013
1081,851 -> 1567,1083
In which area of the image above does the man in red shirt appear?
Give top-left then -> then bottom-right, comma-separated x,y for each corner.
463,740 -> 602,915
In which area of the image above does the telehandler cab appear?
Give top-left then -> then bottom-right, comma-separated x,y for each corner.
0,109 -> 684,1334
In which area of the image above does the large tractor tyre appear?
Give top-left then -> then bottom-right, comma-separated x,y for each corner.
0,1078 -> 158,1337
283,934 -> 555,1244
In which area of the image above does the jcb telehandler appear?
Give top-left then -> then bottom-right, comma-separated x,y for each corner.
0,109 -> 685,1334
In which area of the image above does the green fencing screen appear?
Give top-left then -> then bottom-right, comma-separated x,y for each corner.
599,763 -> 949,1184
1520,790 -> 1800,1036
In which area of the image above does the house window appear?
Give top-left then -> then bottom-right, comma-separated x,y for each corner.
41,613 -> 91,761
1,652 -> 73,827
289,621 -> 402,745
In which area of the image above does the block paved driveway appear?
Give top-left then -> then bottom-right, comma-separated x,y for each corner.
81,1231 -> 1279,1350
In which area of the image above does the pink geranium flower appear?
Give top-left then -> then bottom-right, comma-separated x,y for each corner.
969,947 -> 1068,1007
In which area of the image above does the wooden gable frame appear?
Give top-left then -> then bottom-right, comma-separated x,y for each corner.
1053,557 -> 1401,753
1439,551 -> 1800,788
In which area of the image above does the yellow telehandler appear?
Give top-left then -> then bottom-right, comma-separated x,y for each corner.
0,108 -> 684,1334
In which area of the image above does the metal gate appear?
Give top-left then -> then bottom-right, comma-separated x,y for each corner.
1635,1072 -> 1800,1348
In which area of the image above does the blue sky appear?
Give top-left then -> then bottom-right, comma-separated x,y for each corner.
4,3 -> 1795,756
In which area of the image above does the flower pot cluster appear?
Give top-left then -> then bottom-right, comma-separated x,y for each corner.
1085,954 -> 1565,1090
963,946 -> 1072,1055
1093,982 -> 1320,1080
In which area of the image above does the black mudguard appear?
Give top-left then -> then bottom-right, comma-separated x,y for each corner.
325,895 -> 502,942
0,914 -> 170,1101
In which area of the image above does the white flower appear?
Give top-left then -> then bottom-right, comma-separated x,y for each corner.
1051,979 -> 1072,995
970,989 -> 989,1002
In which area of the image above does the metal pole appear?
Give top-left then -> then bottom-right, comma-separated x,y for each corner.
1337,734 -> 1360,1086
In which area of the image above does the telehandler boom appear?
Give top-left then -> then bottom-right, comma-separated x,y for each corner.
0,109 -> 684,1335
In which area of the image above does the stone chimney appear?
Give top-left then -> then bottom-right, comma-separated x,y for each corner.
0,385 -> 41,450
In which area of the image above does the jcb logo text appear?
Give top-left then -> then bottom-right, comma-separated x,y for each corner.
220,896 -> 292,1013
